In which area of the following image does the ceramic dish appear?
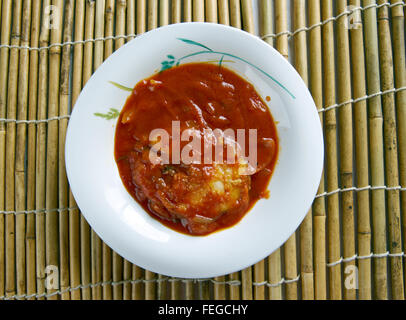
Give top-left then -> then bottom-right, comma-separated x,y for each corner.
65,22 -> 323,278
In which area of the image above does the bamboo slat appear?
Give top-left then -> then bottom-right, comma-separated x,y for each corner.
193,0 -> 204,22
241,268 -> 253,300
308,0 -> 327,300
253,259 -> 264,300
198,279 -> 210,300
26,0 -> 41,300
159,0 -> 169,26
336,0 -> 356,300
363,0 -> 388,300
126,0 -> 135,41
293,0 -> 314,301
322,0 -> 342,300
275,0 -> 288,59
259,0 -> 272,46
144,269 -> 156,300
0,0 -> 12,301
36,0 -> 51,300
205,0 -> 217,22
58,0 -> 74,300
45,0 -> 64,300
172,0 -> 181,24
183,0 -> 192,22
70,0 -> 85,301
377,0 -> 404,300
137,0 -> 146,34
349,0 -> 372,300
241,0 -> 254,34
5,0 -> 23,299
390,0 -> 406,288
148,0 -> 158,30
218,0 -> 229,25
132,265 -> 144,300
15,0 -> 31,299
184,279 -> 194,300
228,273 -> 240,300
229,0 -> 241,29
213,277 -> 226,300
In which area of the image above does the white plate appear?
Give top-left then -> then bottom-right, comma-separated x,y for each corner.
65,22 -> 323,278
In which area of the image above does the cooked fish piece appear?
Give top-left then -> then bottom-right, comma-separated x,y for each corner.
129,155 -> 250,235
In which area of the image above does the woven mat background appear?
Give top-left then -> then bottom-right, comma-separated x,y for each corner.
0,0 -> 405,300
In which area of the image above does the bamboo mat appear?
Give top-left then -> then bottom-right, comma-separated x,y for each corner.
0,0 -> 405,300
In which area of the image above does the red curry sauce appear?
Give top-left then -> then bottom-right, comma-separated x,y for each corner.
114,63 -> 278,236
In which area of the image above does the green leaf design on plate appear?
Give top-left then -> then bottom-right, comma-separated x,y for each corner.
160,57 -> 175,72
219,55 -> 224,67
160,38 -> 295,99
177,38 -> 213,52
94,108 -> 120,120
109,81 -> 132,92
